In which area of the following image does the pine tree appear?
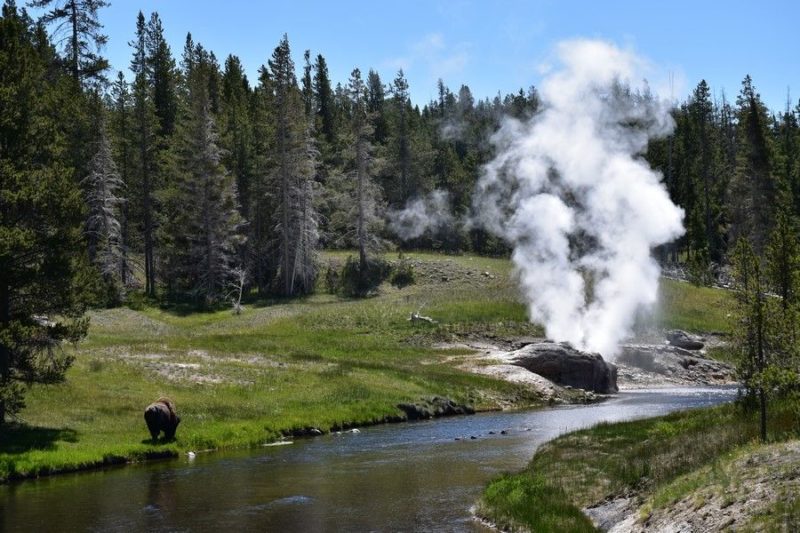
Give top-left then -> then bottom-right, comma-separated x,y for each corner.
312,53 -> 335,144
165,46 -> 244,304
248,65 -> 277,294
344,68 -> 383,270
777,97 -> 800,214
366,69 -> 388,143
129,11 -> 160,297
145,12 -> 178,137
729,76 -> 777,254
28,0 -> 109,85
290,129 -> 320,295
0,2 -> 90,425
766,206 -> 800,310
82,115 -> 125,300
268,35 -> 319,296
732,238 -> 770,442
388,69 -> 412,207
733,216 -> 800,442
689,80 -> 724,263
301,49 -> 313,119
109,71 -> 134,286
220,54 -> 253,230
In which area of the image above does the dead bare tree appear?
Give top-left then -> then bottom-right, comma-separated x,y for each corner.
82,118 -> 125,296
408,302 -> 437,324
226,267 -> 247,314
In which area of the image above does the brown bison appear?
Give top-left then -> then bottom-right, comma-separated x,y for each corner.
144,397 -> 180,441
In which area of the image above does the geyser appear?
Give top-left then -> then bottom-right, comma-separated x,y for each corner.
473,39 -> 684,358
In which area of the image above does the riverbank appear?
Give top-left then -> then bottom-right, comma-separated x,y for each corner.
0,253 -> 735,484
1,388 -> 736,531
476,401 -> 800,532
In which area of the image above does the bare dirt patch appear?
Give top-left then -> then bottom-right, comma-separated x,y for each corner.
595,441 -> 800,532
92,347 -> 307,386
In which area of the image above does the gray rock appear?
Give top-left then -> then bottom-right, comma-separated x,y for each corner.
617,343 -> 734,385
666,329 -> 705,350
509,342 -> 618,394
397,396 -> 475,420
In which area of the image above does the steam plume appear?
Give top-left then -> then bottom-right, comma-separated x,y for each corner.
389,190 -> 455,240
473,39 -> 684,357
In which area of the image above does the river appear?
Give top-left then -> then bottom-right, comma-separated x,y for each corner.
0,387 -> 736,532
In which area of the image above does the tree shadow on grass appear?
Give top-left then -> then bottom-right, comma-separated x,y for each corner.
0,424 -> 78,454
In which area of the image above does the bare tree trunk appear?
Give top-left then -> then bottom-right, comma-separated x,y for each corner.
357,133 -> 367,271
143,172 -> 154,297
139,105 -> 155,298
0,282 -> 9,427
120,203 -> 129,285
757,289 -> 767,442
759,387 -> 767,443
281,157 -> 291,296
69,0 -> 79,81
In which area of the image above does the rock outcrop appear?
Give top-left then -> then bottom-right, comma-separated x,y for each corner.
509,342 -> 618,394
666,329 -> 705,350
397,396 -> 475,420
616,343 -> 734,387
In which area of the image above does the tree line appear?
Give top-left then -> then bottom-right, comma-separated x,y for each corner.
3,0 -> 800,423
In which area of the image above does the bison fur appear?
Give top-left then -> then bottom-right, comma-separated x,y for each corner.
144,397 -> 180,441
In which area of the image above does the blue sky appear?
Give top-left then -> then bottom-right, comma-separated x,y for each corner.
33,0 -> 800,112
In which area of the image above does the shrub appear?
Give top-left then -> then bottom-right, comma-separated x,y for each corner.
390,259 -> 416,289
340,256 -> 391,297
324,262 -> 340,294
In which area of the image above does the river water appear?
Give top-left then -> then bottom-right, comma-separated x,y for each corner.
0,387 -> 736,532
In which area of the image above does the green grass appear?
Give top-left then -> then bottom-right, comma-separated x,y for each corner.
0,252 -> 738,484
656,278 -> 734,333
478,403 -> 800,532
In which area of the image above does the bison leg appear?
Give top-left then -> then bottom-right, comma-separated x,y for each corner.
144,406 -> 162,441
164,416 -> 180,440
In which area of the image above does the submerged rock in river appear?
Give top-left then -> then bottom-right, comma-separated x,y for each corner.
509,342 -> 618,394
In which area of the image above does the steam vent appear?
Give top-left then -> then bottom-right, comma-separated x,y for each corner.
510,342 -> 618,394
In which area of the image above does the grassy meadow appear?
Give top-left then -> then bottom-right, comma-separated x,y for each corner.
477,403 -> 800,532
0,252 -> 734,483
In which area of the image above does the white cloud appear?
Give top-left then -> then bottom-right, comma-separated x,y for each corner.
384,32 -> 471,79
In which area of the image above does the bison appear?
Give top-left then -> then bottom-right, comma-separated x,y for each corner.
144,397 -> 180,441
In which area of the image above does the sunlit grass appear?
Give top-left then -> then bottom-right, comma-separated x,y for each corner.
656,279 -> 734,333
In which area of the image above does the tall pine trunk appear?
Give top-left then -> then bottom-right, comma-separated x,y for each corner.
0,282 -> 9,426
69,0 -> 79,81
357,133 -> 367,270
139,112 -> 155,298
